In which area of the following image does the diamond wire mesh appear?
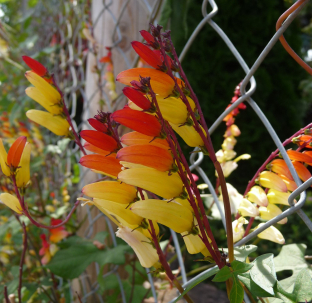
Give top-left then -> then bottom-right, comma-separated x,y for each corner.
38,0 -> 312,302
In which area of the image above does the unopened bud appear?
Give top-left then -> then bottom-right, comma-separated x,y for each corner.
163,39 -> 172,53
150,24 -> 162,37
304,128 -> 312,135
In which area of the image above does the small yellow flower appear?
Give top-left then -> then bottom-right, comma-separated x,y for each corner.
0,193 -> 22,214
16,142 -> 31,188
259,204 -> 287,224
267,189 -> 292,206
118,167 -> 184,199
247,186 -> 269,207
170,123 -> 204,147
238,198 -> 259,217
258,171 -> 287,192
26,110 -> 70,137
0,139 -> 10,176
130,199 -> 193,233
116,226 -> 159,268
256,223 -> 285,244
232,217 -> 248,243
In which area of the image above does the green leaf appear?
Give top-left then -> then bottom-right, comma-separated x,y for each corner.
122,281 -> 150,303
224,245 -> 257,262
273,282 -> 296,303
172,266 -> 218,302
45,236 -> 128,279
231,260 -> 253,275
250,254 -> 276,296
273,243 -> 312,293
97,274 -> 119,292
238,273 -> 274,298
229,276 -> 244,303
212,265 -> 233,282
292,269 -> 312,302
158,0 -> 172,29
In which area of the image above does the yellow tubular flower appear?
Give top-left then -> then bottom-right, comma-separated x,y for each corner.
232,217 -> 248,243
256,223 -> 285,244
182,232 -> 205,254
25,71 -> 61,105
118,168 -> 184,199
130,199 -> 193,233
0,139 -> 10,176
238,198 -> 259,217
247,186 -> 269,207
26,110 -> 70,136
258,171 -> 287,192
25,87 -> 63,115
259,204 -> 287,224
116,226 -> 159,268
82,181 -> 137,204
16,142 -> 31,188
267,189 -> 292,206
170,123 -> 204,147
93,198 -> 143,226
0,193 -> 22,214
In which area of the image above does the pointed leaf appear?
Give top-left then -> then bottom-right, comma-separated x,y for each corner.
212,265 -> 233,282
231,260 -> 253,275
229,276 -> 244,303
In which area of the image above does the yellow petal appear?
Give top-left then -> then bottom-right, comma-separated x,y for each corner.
247,186 -> 269,207
26,110 -> 70,136
170,123 -> 204,147
93,198 -> 143,226
82,181 -> 137,204
238,198 -> 259,217
0,193 -> 22,214
259,203 -> 287,224
116,226 -> 159,268
267,189 -> 292,206
0,139 -> 10,176
26,87 -> 63,115
16,142 -> 31,188
130,199 -> 193,233
256,223 -> 285,244
118,168 -> 183,199
258,171 -> 288,192
25,71 -> 61,105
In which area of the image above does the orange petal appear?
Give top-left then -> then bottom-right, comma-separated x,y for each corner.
83,142 -> 111,156
79,154 -> 122,177
80,130 -> 118,152
116,144 -> 173,172
111,108 -> 161,137
121,131 -> 169,149
279,175 -> 298,192
287,149 -> 312,163
7,136 -> 27,168
303,150 -> 312,166
293,135 -> 312,148
270,159 -> 293,180
116,68 -> 183,97
292,161 -> 311,182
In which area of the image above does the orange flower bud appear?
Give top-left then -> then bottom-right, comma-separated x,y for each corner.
292,161 -> 311,182
279,175 -> 297,192
7,136 -> 27,169
111,108 -> 162,137
79,154 -> 122,178
80,130 -> 118,153
121,131 -> 169,149
116,144 -> 173,172
83,142 -> 111,156
287,149 -> 312,163
116,68 -> 183,97
269,159 -> 293,180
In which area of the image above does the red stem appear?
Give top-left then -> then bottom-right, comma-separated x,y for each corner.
4,286 -> 9,303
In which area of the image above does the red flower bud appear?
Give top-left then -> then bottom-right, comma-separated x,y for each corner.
88,118 -> 108,133
123,87 -> 151,110
111,108 -> 162,137
7,136 -> 27,168
80,130 -> 118,152
22,56 -> 48,77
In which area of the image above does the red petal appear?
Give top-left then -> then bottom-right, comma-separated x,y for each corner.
121,131 -> 169,149
84,142 -> 111,156
7,136 -> 27,168
88,118 -> 108,133
116,144 -> 173,171
111,108 -> 161,137
80,130 -> 118,152
122,87 -> 151,110
79,154 -> 122,177
140,30 -> 155,45
22,56 -> 47,76
131,41 -> 162,69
